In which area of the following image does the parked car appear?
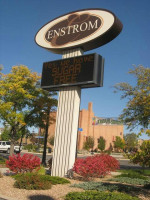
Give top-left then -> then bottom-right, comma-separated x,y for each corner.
0,141 -> 21,153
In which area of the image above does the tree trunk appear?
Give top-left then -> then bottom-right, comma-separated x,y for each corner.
19,134 -> 23,152
10,139 -> 15,156
10,127 -> 17,156
42,110 -> 50,166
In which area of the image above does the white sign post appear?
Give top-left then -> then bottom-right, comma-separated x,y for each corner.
51,48 -> 83,177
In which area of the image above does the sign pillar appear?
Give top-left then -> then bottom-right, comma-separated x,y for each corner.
51,48 -> 83,177
35,8 -> 123,177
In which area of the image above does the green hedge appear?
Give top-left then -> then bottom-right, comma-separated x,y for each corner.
71,182 -> 118,192
14,173 -> 52,190
109,177 -> 150,185
13,173 -> 70,190
23,144 -> 39,152
71,181 -> 139,193
118,169 -> 150,176
39,175 -> 70,184
117,171 -> 148,180
65,191 -> 140,200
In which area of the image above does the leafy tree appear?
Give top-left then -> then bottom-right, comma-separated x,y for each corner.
0,65 -> 40,155
124,133 -> 138,152
1,127 -> 11,141
83,136 -> 94,151
27,89 -> 57,166
98,136 -> 106,152
113,136 -> 125,152
114,65 -> 150,136
129,140 -> 150,168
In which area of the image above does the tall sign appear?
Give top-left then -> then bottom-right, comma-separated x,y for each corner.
35,8 -> 123,177
35,9 -> 122,53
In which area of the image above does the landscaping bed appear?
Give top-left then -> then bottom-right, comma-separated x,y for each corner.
0,154 -> 150,200
0,171 -> 150,200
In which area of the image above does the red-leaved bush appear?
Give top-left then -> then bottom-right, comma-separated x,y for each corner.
6,153 -> 41,174
73,154 -> 119,179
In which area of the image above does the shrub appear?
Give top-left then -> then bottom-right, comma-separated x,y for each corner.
36,166 -> 46,175
73,154 -> 119,180
83,136 -> 94,151
116,172 -> 148,180
144,183 -> 150,190
14,173 -> 52,190
13,173 -> 70,185
40,175 -> 70,184
98,136 -> 106,152
6,153 -> 41,173
118,169 -> 150,176
0,156 -> 6,165
109,177 -> 150,185
71,182 -> 118,192
129,140 -> 150,168
71,182 -> 140,193
23,144 -> 39,152
113,136 -> 125,152
65,191 -> 140,200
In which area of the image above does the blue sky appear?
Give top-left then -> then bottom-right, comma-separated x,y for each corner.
0,0 -> 150,138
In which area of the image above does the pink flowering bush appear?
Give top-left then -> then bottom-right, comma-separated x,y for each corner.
6,153 -> 41,174
73,154 -> 119,180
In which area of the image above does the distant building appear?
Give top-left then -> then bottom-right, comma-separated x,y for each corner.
77,102 -> 124,150
41,102 -> 124,150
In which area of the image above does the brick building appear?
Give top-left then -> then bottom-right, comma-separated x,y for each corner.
44,102 -> 124,151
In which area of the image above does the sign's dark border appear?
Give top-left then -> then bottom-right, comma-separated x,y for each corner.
35,8 -> 123,54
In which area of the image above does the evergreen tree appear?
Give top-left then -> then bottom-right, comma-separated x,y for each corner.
83,136 -> 94,151
98,136 -> 106,152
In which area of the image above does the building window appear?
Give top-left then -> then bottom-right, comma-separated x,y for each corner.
120,132 -> 122,136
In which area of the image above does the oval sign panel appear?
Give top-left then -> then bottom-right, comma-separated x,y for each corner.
35,9 -> 123,54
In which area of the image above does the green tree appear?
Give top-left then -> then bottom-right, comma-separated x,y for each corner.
27,89 -> 57,166
113,136 -> 125,152
114,65 -> 150,136
83,136 -> 94,151
1,126 -> 23,142
124,133 -> 138,152
1,127 -> 11,141
129,140 -> 150,168
0,65 -> 40,155
98,136 -> 106,152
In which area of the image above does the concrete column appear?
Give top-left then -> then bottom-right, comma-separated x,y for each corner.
51,48 -> 83,177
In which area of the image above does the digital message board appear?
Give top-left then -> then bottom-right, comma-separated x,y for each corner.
41,53 -> 104,91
